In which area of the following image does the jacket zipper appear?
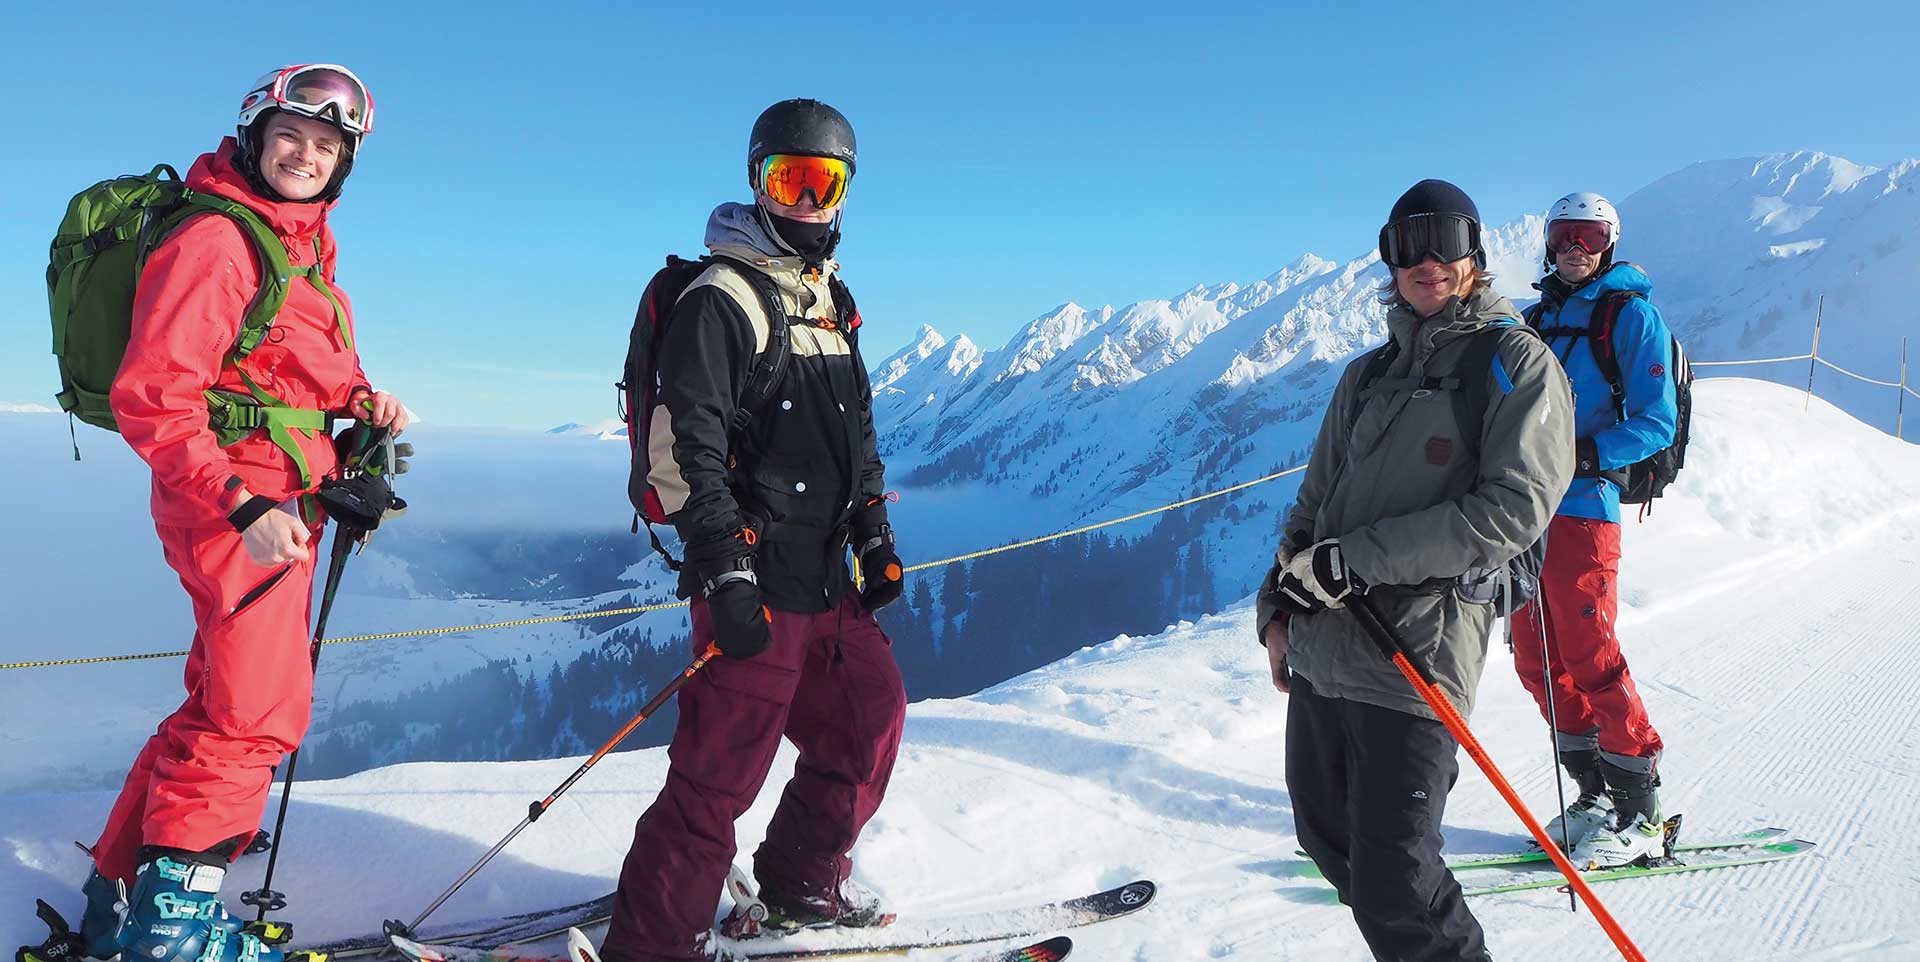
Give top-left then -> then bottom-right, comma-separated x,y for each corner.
225,563 -> 295,622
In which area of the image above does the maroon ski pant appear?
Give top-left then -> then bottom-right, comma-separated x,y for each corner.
605,591 -> 906,962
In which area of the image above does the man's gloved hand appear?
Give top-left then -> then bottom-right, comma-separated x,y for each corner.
706,577 -> 772,659
1258,559 -> 1317,640
852,500 -> 904,612
1282,538 -> 1357,609
1574,437 -> 1603,478
688,522 -> 771,659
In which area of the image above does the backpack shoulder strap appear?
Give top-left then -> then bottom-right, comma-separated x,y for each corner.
827,274 -> 858,332
1345,339 -> 1401,431
178,193 -> 294,361
1447,322 -> 1533,458
705,254 -> 793,437
826,273 -> 875,397
1588,290 -> 1644,420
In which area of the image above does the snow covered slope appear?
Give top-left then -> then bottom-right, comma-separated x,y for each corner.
5,380 -> 1916,960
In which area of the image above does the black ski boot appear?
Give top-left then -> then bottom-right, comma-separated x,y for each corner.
1543,746 -> 1615,851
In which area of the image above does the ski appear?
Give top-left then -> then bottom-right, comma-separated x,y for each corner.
390,931 -> 1074,962
1442,824 -> 1791,873
314,895 -> 616,959
340,880 -> 1147,962
1291,825 -> 1791,878
1461,837 -> 1817,897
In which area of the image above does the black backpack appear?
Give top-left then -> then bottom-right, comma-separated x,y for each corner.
1346,323 -> 1546,616
1523,288 -> 1693,508
618,254 -> 857,564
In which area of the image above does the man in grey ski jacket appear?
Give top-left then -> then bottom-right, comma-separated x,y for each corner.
1258,179 -> 1573,962
1278,284 -> 1574,722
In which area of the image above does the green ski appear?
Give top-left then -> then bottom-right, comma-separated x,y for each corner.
1461,838 -> 1818,897
1292,825 -> 1791,878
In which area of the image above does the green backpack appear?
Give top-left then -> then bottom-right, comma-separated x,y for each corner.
47,163 -> 349,489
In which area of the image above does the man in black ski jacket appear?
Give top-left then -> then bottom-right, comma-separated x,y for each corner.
603,99 -> 908,962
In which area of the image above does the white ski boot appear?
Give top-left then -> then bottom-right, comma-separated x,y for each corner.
1572,810 -> 1668,869
1541,792 -> 1614,851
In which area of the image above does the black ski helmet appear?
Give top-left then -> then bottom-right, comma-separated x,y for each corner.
747,99 -> 857,187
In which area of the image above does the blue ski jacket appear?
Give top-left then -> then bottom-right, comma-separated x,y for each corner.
1529,262 -> 1678,522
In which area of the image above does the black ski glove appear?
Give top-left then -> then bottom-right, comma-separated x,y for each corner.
705,578 -> 772,660
852,502 -> 903,611
1258,534 -> 1326,643
1574,437 -> 1603,478
316,472 -> 398,531
319,424 -> 410,531
687,522 -> 771,659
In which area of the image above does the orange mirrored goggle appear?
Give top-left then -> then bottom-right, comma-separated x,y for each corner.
758,154 -> 851,211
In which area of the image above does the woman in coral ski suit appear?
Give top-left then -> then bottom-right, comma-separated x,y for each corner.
80,64 -> 404,962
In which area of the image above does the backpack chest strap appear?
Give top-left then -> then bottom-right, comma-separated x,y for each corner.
1360,373 -> 1466,398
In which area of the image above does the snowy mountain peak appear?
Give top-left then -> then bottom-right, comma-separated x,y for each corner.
1750,150 -> 1877,198
997,301 -> 1108,379
873,325 -> 953,394
908,323 -> 946,353
945,333 -> 983,373
545,419 -> 627,441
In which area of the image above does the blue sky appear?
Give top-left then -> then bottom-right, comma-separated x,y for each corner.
4,1 -> 1918,429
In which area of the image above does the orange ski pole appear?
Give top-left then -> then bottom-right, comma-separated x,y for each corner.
393,642 -> 723,937
1347,593 -> 1648,962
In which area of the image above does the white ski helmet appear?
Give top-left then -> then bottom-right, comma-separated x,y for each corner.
237,64 -> 374,151
1546,191 -> 1621,246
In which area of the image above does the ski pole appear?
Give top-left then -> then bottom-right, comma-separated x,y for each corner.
392,642 -> 723,937
1346,592 -> 1647,962
1526,582 -> 1577,912
244,521 -> 359,920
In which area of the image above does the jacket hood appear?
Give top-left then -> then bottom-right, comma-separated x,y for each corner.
1580,261 -> 1653,300
187,138 -> 332,244
704,201 -> 839,297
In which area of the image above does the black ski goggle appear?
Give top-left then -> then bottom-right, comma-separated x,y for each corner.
1379,212 -> 1484,269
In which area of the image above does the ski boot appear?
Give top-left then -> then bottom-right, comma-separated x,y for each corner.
78,868 -> 127,960
1544,793 -> 1614,852
1539,746 -> 1614,851
117,854 -> 322,962
1571,757 -> 1670,869
755,875 -> 891,933
1574,809 -> 1671,869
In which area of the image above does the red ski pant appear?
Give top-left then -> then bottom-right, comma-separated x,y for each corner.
93,520 -> 321,884
606,592 -> 907,962
1512,515 -> 1663,762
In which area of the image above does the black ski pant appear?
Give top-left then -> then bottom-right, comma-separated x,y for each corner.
1287,675 -> 1490,962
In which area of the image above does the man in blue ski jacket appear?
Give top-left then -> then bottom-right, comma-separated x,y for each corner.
1514,191 -> 1678,870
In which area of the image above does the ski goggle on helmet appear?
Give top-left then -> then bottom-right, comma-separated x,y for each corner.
1379,212 -> 1483,269
1546,219 -> 1614,257
238,65 -> 374,145
756,153 -> 851,211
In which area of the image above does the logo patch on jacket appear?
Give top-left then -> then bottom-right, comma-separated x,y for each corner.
1425,437 -> 1454,465
1649,363 -> 1666,378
